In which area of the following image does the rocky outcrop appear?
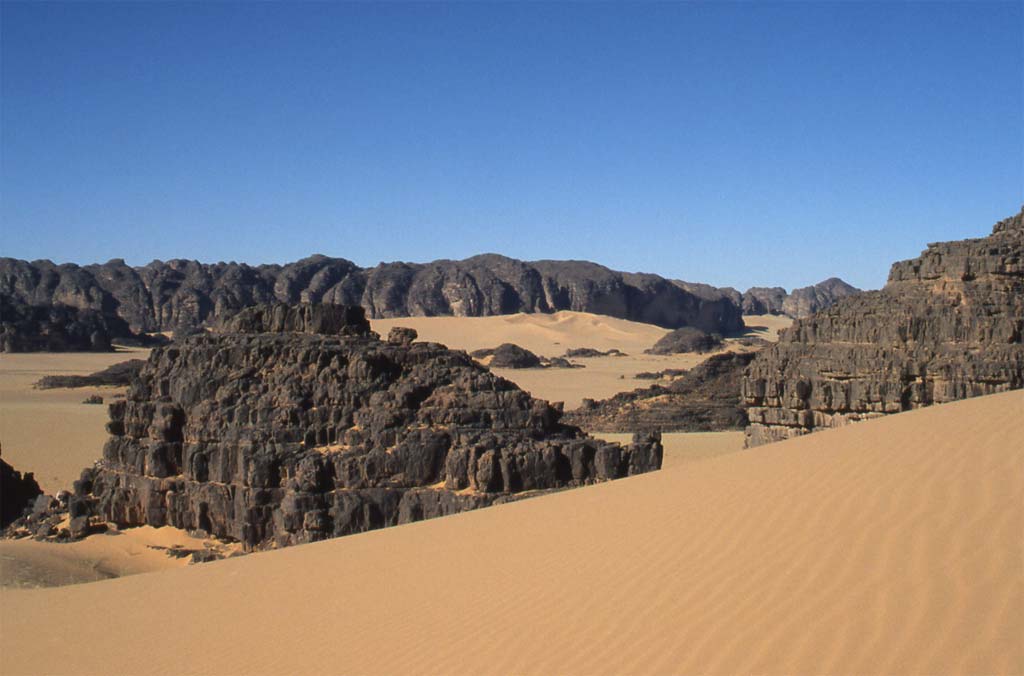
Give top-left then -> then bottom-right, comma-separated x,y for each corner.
645,327 -> 723,355
35,359 -> 145,390
41,304 -> 661,550
1,456 -> 43,527
565,352 -> 757,433
0,297 -> 114,352
471,344 -> 580,369
0,254 -> 745,335
741,279 -> 861,318
743,208 -> 1024,446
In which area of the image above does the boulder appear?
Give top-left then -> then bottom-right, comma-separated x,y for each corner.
645,327 -> 723,355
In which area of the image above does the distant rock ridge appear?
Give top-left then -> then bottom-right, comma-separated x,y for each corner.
742,207 -> 1024,447
741,278 -> 862,318
23,303 -> 663,550
0,253 -> 745,335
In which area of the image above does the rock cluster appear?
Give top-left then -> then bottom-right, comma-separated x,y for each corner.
42,304 -> 661,550
35,359 -> 145,390
0,297 -> 114,352
743,208 -> 1024,446
565,352 -> 757,433
645,327 -> 723,355
0,254 -> 745,335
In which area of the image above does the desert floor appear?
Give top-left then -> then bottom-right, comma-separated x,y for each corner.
1,390 -> 1020,675
373,312 -> 790,408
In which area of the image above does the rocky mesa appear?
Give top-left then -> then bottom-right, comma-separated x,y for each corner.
22,303 -> 662,550
742,207 -> 1024,446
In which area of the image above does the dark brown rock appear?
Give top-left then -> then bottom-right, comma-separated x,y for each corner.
0,254 -> 746,335
645,327 -> 723,355
1,456 -> 43,527
743,207 -> 1024,446
43,304 -> 661,550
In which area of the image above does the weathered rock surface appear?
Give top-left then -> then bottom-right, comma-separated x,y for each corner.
565,352 -> 757,433
1,456 -> 43,527
0,297 -> 114,352
645,327 -> 723,355
0,254 -> 745,334
562,347 -> 626,358
743,207 -> 1024,446
741,279 -> 861,318
36,304 -> 661,550
471,343 -> 543,368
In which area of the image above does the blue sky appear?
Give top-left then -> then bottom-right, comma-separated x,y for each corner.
2,1 -> 1021,291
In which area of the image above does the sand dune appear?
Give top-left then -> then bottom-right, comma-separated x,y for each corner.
0,350 -> 149,493
373,312 -> 783,408
3,390 -> 1020,675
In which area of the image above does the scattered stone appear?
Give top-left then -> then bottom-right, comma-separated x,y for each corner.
562,347 -> 627,358
82,395 -> 104,405
645,327 -> 723,355
635,369 -> 689,380
743,207 -> 1024,446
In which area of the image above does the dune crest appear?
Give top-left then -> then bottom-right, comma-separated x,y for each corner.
2,390 -> 1020,675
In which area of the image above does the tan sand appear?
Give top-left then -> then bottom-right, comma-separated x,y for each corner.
0,526 -> 233,589
2,390 -> 1020,676
596,431 -> 745,469
0,350 -> 149,493
373,312 -> 787,408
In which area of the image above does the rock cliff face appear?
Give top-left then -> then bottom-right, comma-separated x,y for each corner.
60,304 -> 662,550
0,296 -> 115,352
0,254 -> 744,334
565,352 -> 757,433
741,278 -> 861,317
1,457 -> 43,528
742,208 -> 1024,446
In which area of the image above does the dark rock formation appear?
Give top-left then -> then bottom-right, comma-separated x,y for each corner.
645,327 -> 723,355
82,395 -> 104,405
563,348 -> 626,358
741,287 -> 787,315
1,456 -> 43,527
38,304 -> 661,550
0,297 -> 114,352
743,207 -> 1024,446
634,368 -> 689,380
471,344 -> 543,368
35,359 -> 146,390
565,352 -> 758,433
0,254 -> 745,335
741,279 -> 861,318
471,344 -> 581,369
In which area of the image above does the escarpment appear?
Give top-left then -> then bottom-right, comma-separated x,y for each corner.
0,254 -> 745,334
56,304 -> 662,550
742,207 -> 1024,447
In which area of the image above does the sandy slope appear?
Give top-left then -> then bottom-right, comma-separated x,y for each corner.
3,390 -> 1020,676
0,350 -> 149,493
373,312 -> 785,408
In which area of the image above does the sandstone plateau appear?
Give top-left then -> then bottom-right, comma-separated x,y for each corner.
16,303 -> 662,549
743,207 -> 1024,446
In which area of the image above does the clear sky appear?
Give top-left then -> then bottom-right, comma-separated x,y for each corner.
1,1 -> 1021,291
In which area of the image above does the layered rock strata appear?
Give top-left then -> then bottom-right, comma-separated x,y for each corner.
741,278 -> 861,318
58,304 -> 662,550
0,254 -> 744,334
743,208 -> 1024,446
